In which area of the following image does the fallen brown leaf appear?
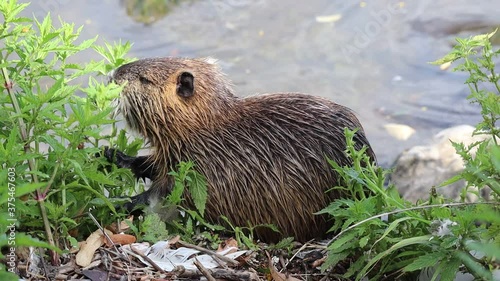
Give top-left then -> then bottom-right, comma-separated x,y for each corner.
108,215 -> 134,233
168,235 -> 181,245
105,234 -> 136,247
75,229 -> 112,267
217,237 -> 238,254
266,252 -> 300,281
311,256 -> 326,268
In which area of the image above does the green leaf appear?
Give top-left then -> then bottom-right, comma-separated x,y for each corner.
141,213 -> 170,243
437,255 -> 462,281
68,182 -> 116,212
168,180 -> 185,205
403,251 -> 446,272
0,271 -> 18,280
5,126 -> 20,153
184,209 -> 226,231
491,145 -> 500,172
470,29 -> 497,42
466,241 -> 500,260
67,159 -> 87,184
85,171 -> 116,186
68,236 -> 78,248
187,170 -> 207,216
41,32 -> 59,44
58,217 -> 78,227
2,2 -> 30,22
240,232 -> 258,250
430,51 -> 461,65
359,235 -> 370,248
343,255 -> 368,278
78,36 -> 98,50
272,237 -> 295,249
40,134 -> 65,152
438,174 -> 463,188
14,183 -> 45,199
14,233 -> 61,252
357,235 -> 432,281
371,216 -> 414,249
328,230 -> 358,253
322,251 -> 351,270
37,13 -> 52,38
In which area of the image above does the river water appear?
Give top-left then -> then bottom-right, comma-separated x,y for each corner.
24,0 -> 500,167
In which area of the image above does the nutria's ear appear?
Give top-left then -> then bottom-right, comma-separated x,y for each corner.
176,72 -> 195,98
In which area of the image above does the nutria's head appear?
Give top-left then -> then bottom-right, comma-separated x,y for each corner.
112,57 -> 236,146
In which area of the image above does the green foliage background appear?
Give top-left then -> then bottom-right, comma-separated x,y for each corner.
0,0 -> 141,277
320,31 -> 500,281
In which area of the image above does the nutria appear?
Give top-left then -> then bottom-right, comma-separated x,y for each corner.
107,57 -> 376,242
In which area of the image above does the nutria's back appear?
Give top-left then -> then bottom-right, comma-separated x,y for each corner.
112,57 -> 376,242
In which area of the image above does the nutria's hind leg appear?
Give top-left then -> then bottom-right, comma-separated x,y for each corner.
123,190 -> 152,213
104,147 -> 156,180
122,176 -> 176,214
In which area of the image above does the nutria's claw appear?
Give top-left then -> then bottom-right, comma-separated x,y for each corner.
103,146 -> 118,162
121,193 -> 151,215
110,196 -> 144,217
103,147 -> 131,166
102,147 -> 156,180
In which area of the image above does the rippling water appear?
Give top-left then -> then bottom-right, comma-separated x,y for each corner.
24,0 -> 500,166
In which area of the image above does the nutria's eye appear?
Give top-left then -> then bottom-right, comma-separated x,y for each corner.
176,72 -> 194,98
139,76 -> 153,85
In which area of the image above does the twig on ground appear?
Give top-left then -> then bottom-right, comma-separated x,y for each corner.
38,247 -> 49,278
176,240 -> 240,266
283,239 -> 314,270
194,258 -> 216,281
130,245 -> 167,274
88,211 -> 129,263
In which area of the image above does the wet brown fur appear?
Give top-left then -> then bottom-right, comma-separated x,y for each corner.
112,57 -> 376,242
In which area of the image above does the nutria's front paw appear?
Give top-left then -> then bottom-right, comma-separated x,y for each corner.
103,146 -> 117,163
122,192 -> 150,214
103,147 -> 129,164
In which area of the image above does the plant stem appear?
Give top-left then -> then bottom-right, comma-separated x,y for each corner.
460,251 -> 491,280
42,161 -> 61,195
1,61 -> 58,264
489,68 -> 500,95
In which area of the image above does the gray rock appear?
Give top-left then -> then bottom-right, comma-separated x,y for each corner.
391,125 -> 490,202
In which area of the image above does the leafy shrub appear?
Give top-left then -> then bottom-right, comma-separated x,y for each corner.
321,30 -> 500,281
0,0 -> 139,273
0,2 -> 215,277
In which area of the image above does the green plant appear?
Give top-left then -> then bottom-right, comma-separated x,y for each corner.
267,237 -> 295,253
139,213 -> 170,243
0,0 -> 138,273
219,215 -> 280,250
432,30 -> 500,200
168,161 -> 208,216
320,128 -> 428,280
320,30 -> 500,281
